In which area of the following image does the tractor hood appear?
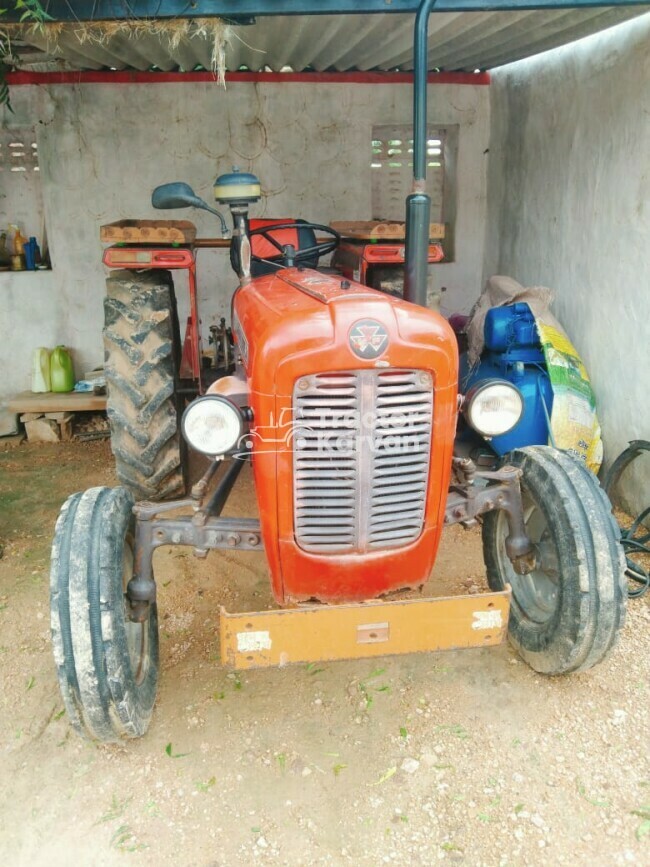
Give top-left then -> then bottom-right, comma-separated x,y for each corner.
232,267 -> 457,392
231,267 -> 459,605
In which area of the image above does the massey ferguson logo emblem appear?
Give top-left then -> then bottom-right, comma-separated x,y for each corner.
349,319 -> 388,359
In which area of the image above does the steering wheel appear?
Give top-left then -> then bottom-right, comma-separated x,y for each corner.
248,222 -> 340,268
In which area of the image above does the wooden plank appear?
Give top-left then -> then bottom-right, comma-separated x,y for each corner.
7,391 -> 107,413
331,220 -> 446,240
194,237 -> 232,248
100,219 -> 197,244
220,589 -> 510,670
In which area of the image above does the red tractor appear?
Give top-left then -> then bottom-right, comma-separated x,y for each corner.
50,1 -> 626,743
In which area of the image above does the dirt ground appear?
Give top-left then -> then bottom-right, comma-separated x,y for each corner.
0,440 -> 648,866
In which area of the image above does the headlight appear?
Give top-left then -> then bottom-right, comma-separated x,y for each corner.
181,396 -> 244,456
463,380 -> 524,438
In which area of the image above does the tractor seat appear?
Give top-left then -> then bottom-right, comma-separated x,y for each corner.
230,218 -> 319,277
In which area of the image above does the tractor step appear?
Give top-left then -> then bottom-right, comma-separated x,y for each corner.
219,589 -> 510,670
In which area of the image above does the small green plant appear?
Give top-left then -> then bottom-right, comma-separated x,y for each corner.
358,668 -> 390,710
435,723 -> 470,740
576,779 -> 610,808
110,824 -> 147,853
305,662 -> 325,676
441,842 -> 462,853
1,1 -> 52,110
373,766 -> 397,786
196,776 -> 216,793
165,742 -> 190,759
332,763 -> 347,777
96,795 -> 131,825
631,806 -> 650,840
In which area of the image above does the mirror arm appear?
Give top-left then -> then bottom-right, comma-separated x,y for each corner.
201,204 -> 230,238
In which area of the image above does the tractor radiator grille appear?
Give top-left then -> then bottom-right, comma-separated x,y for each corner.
292,369 -> 433,554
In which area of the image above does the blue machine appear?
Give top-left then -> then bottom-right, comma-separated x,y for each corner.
461,302 -> 554,456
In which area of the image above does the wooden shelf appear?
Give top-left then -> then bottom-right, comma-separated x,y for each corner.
100,220 -> 197,244
7,391 -> 107,413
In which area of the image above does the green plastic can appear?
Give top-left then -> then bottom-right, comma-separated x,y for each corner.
50,346 -> 74,393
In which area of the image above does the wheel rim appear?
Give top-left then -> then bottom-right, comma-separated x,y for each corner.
496,489 -> 561,625
122,539 -> 150,686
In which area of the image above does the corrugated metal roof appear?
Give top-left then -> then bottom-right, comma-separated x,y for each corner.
11,8 -> 650,73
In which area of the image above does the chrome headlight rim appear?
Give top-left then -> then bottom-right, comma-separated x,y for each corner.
463,379 -> 524,438
181,394 -> 244,457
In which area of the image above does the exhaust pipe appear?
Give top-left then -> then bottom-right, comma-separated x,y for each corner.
404,0 -> 439,308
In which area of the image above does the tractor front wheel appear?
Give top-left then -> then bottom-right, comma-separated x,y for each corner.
50,486 -> 159,741
482,446 -> 626,675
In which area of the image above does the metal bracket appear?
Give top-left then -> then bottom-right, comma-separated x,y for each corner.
128,512 -> 262,622
148,516 -> 262,554
445,458 -> 536,575
127,458 -> 255,622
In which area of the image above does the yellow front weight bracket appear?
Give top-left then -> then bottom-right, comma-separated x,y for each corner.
220,589 -> 511,670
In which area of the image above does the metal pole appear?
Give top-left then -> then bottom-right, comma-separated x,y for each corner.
204,458 -> 245,517
404,0 -> 438,308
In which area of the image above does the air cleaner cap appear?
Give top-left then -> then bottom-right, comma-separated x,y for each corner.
214,166 -> 261,204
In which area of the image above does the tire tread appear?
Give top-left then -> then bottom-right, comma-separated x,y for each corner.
50,486 -> 159,742
104,270 -> 184,502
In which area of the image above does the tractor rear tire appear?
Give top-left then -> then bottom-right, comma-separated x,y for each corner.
104,270 -> 185,501
482,446 -> 626,675
50,486 -> 159,742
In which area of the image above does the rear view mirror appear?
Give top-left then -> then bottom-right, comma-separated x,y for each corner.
151,181 -> 230,237
152,182 -> 209,211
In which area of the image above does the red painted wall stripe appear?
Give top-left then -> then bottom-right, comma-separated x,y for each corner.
7,69 -> 490,86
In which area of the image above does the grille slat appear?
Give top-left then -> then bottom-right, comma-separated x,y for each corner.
293,369 -> 433,554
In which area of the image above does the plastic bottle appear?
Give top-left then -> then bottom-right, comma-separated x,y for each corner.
9,225 -> 27,270
0,232 -> 10,266
10,224 -> 27,254
30,237 -> 42,267
24,238 -> 36,270
31,348 -> 51,393
50,346 -> 75,393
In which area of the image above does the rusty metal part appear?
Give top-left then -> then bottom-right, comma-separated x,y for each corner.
128,459 -> 249,621
220,589 -> 510,669
209,317 -> 232,372
191,459 -> 221,500
445,459 -> 535,575
202,458 -> 245,519
128,513 -> 262,622
149,516 -> 261,552
134,498 -> 197,519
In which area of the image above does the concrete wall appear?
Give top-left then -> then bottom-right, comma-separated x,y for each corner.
0,79 -> 490,430
486,15 -> 650,505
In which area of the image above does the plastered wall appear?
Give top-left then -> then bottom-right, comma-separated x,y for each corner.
0,79 -> 490,430
485,15 -> 650,505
